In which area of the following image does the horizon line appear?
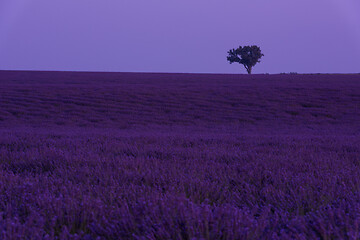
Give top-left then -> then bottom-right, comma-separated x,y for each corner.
0,69 -> 359,75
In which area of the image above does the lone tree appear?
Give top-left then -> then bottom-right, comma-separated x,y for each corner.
227,45 -> 264,74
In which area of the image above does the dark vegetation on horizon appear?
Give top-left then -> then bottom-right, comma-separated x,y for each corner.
0,71 -> 360,239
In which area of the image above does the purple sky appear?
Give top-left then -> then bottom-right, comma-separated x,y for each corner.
0,0 -> 359,74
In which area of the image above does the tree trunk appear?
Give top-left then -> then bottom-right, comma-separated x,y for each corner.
247,66 -> 252,74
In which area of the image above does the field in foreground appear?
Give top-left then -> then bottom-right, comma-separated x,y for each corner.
0,71 -> 360,239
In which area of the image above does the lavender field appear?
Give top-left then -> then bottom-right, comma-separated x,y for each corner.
0,71 -> 360,239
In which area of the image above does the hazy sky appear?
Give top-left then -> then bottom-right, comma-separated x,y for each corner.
0,0 -> 359,74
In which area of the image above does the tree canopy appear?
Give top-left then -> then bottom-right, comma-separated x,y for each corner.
227,45 -> 264,74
